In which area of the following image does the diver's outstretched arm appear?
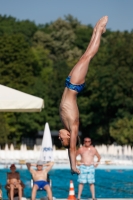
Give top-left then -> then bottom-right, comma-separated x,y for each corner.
69,128 -> 80,174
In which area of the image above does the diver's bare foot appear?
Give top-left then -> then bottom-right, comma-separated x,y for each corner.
71,168 -> 80,175
94,17 -> 102,33
94,16 -> 108,34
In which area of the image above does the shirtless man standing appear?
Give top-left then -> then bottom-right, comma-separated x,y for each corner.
26,161 -> 54,200
76,137 -> 101,200
59,16 -> 108,174
6,164 -> 24,200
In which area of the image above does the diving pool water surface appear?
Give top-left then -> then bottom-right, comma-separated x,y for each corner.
0,168 -> 133,199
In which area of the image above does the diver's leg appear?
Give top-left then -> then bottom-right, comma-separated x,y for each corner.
69,125 -> 80,174
75,16 -> 106,63
69,16 -> 108,84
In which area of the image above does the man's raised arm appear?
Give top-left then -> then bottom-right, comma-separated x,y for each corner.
26,162 -> 36,173
44,162 -> 54,172
26,162 -> 31,171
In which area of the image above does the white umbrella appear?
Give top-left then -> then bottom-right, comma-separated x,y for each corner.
39,122 -> 54,162
33,145 -> 39,160
0,84 -> 44,112
107,144 -> 117,156
124,145 -> 128,156
14,150 -> 20,162
20,144 -> 24,151
10,144 -> 14,151
127,145 -> 132,157
53,145 -> 56,151
115,145 -> 123,157
4,144 -> 11,165
20,144 -> 26,160
8,144 -> 15,162
33,145 -> 38,151
0,150 -> 5,160
101,144 -> 107,155
95,145 -> 102,154
5,144 -> 9,151
23,144 -> 27,151
132,148 -> 133,158
28,150 -> 34,160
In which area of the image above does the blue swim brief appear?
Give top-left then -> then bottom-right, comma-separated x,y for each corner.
33,180 -> 49,190
65,76 -> 85,93
77,165 -> 95,184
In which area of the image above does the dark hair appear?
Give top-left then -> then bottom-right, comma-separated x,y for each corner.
84,137 -> 91,141
77,136 -> 81,148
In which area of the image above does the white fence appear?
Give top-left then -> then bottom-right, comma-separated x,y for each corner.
0,147 -> 69,164
0,144 -> 133,165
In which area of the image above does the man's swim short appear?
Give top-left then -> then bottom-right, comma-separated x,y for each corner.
33,180 -> 49,190
65,76 -> 85,93
77,165 -> 95,184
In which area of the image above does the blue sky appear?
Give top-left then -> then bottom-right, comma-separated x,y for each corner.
0,0 -> 133,32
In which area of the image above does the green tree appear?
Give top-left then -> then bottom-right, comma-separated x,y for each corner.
78,31 -> 133,144
0,34 -> 37,91
1,15 -> 133,146
0,113 -> 10,146
110,118 -> 133,145
0,15 -> 37,40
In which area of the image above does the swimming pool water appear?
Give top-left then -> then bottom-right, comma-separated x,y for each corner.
0,168 -> 133,199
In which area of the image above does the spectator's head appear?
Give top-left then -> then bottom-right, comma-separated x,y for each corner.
10,164 -> 16,171
84,137 -> 91,147
36,160 -> 43,171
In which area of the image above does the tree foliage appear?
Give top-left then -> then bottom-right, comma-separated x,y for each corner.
0,15 -> 133,146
